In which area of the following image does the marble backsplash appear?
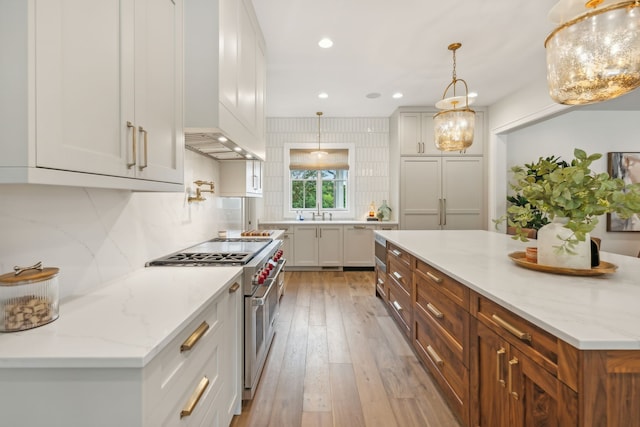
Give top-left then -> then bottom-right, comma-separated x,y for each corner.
0,150 -> 241,299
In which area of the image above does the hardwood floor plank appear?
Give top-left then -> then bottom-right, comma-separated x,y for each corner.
325,277 -> 351,364
301,411 -> 334,427
389,397 -> 436,427
309,274 -> 327,326
303,325 -> 331,412
376,315 -> 414,357
330,363 -> 367,427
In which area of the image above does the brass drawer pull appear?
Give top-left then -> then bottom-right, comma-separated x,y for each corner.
180,321 -> 209,352
377,278 -> 384,285
354,225 -> 366,229
426,345 -> 444,367
180,376 -> 209,418
426,303 -> 444,319
392,300 -> 402,312
391,249 -> 402,257
425,271 -> 443,284
492,314 -> 532,342
392,271 -> 403,282
496,348 -> 506,387
508,357 -> 519,400
229,282 -> 240,293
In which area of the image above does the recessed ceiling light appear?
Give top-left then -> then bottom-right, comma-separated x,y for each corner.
318,38 -> 333,48
217,136 -> 228,142
392,92 -> 403,99
318,92 -> 329,99
366,92 -> 381,99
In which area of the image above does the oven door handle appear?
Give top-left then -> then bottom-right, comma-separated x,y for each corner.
252,276 -> 277,306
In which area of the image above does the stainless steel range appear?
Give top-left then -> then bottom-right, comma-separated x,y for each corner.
146,237 -> 286,400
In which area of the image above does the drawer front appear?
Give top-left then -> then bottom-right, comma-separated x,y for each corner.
415,274 -> 468,365
388,242 -> 411,267
388,281 -> 411,337
375,266 -> 388,303
144,290 -> 228,413
415,259 -> 468,308
388,257 -> 411,296
414,313 -> 468,421
474,293 -> 559,375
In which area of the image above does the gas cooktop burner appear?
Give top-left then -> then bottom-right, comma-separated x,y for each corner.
161,252 -> 254,264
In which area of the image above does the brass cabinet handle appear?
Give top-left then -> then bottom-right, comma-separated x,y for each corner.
377,278 -> 384,285
496,348 -> 506,387
180,321 -> 209,352
392,300 -> 402,312
426,345 -> 444,367
508,357 -> 519,400
229,282 -> 240,293
442,198 -> 447,226
126,121 -> 136,169
426,302 -> 444,319
138,126 -> 148,170
426,271 -> 443,284
354,225 -> 366,229
392,271 -> 403,282
391,249 -> 402,257
492,314 -> 532,342
180,376 -> 209,418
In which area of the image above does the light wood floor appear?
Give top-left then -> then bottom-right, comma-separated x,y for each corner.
230,270 -> 462,427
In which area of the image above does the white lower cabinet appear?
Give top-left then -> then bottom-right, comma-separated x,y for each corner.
343,225 -> 376,266
293,225 -> 343,267
0,280 -> 242,427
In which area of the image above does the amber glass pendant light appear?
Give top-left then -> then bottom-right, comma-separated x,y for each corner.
433,43 -> 475,152
545,0 -> 640,105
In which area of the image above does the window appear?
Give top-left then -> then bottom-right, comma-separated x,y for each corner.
291,169 -> 348,210
287,146 -> 353,214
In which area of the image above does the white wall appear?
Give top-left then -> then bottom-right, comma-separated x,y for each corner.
505,110 -> 640,256
0,150 -> 242,299
261,117 -> 391,221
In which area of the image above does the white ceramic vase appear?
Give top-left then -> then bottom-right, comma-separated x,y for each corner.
537,217 -> 591,269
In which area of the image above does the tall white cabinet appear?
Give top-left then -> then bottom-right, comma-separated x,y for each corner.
0,0 -> 184,191
391,107 -> 486,230
401,157 -> 484,229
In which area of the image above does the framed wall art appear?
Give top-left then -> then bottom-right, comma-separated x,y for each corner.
607,152 -> 640,232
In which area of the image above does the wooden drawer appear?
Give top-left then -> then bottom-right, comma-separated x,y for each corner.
415,274 -> 469,366
375,265 -> 388,303
388,242 -> 411,267
415,259 -> 468,309
388,280 -> 411,338
414,313 -> 469,425
388,257 -> 411,296
472,292 -> 559,376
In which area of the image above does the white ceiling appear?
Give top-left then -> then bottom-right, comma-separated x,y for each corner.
251,0 -> 561,117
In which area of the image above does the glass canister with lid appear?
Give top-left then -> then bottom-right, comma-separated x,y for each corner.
0,262 -> 60,332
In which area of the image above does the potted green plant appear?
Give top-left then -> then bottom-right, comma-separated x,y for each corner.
499,149 -> 640,268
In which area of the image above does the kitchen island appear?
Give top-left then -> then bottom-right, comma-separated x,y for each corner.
376,229 -> 640,427
0,267 -> 244,427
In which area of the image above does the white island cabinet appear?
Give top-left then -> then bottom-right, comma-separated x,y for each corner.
0,267 -> 243,427
0,0 -> 184,191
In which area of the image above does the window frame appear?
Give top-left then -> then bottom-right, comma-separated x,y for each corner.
284,142 -> 355,219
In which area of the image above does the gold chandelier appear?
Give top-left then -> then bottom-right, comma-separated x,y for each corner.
433,43 -> 475,152
310,112 -> 328,157
545,0 -> 640,105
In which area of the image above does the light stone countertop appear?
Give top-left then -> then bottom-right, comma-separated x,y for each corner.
260,219 -> 399,226
376,229 -> 640,350
0,267 -> 242,368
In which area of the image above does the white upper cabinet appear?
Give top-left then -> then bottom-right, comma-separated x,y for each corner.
0,0 -> 184,191
397,109 -> 484,156
218,160 -> 263,197
185,0 -> 267,160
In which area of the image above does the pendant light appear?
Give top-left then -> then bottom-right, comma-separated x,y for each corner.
310,112 -> 328,157
433,43 -> 475,152
545,0 -> 640,105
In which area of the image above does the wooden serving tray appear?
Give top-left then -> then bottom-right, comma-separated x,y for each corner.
507,251 -> 617,276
